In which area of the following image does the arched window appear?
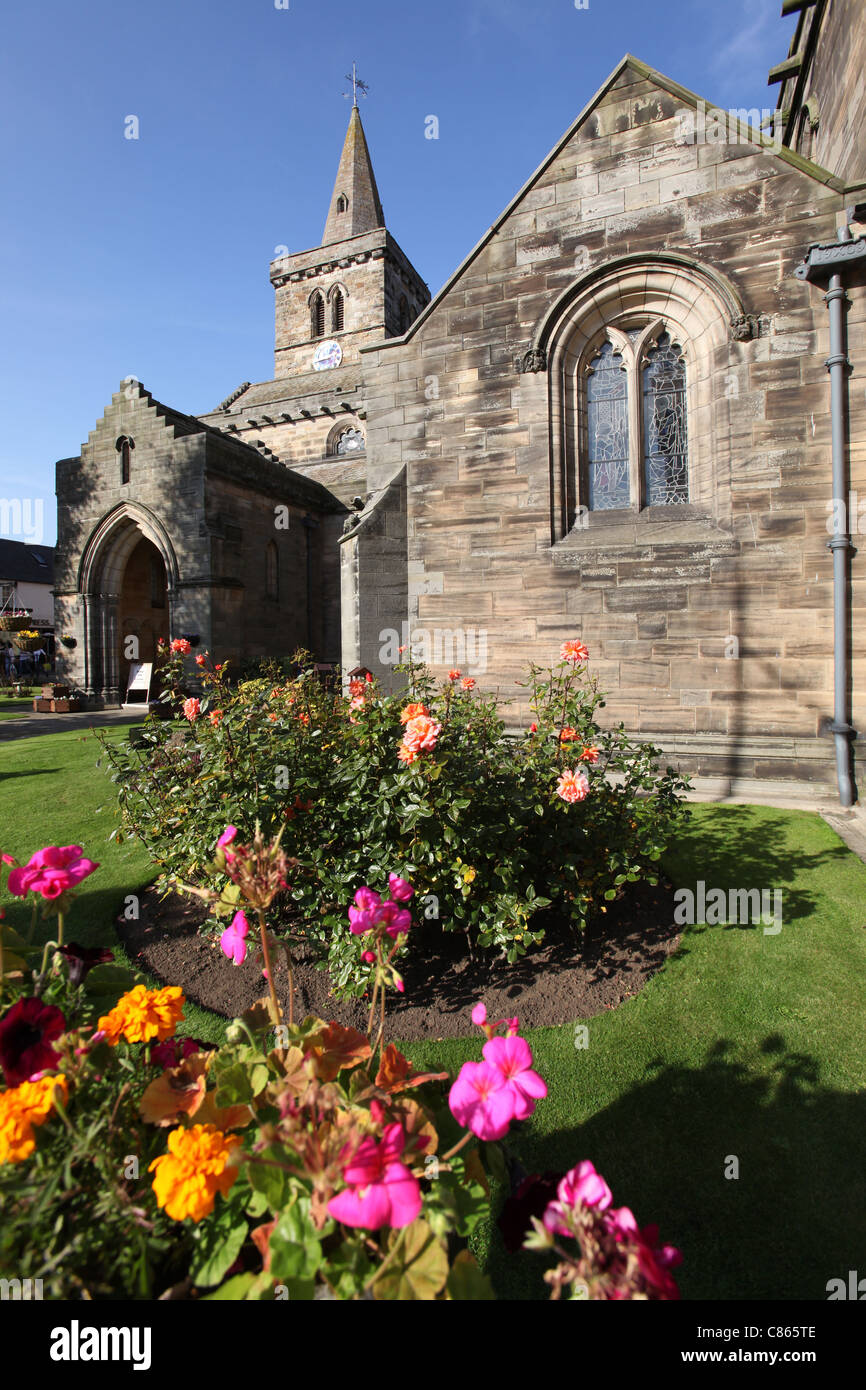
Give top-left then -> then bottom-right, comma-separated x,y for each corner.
311,292 -> 325,339
585,342 -> 629,511
577,323 -> 689,514
335,427 -> 365,455
545,257 -> 743,540
116,435 -> 134,485
642,333 -> 688,505
336,193 -> 349,214
331,288 -> 344,332
265,540 -> 279,600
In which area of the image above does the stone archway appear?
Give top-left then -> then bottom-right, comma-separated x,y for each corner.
77,504 -> 179,704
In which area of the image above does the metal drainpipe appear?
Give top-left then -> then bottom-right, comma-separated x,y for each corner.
826,249 -> 856,806
795,224 -> 866,806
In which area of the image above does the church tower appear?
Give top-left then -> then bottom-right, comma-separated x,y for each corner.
269,98 -> 430,381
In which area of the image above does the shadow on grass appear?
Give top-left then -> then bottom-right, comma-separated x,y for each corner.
0,767 -> 62,782
492,1035 -> 866,1301
664,807 -> 851,927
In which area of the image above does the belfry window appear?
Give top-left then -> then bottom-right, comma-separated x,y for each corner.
336,193 -> 348,213
311,292 -> 325,339
117,435 -> 134,485
332,288 -> 344,332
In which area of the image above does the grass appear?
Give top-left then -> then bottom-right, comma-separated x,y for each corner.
0,698 -> 34,721
3,726 -> 866,1300
0,724 -> 226,1043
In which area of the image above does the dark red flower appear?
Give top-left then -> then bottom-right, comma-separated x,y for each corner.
0,997 -> 67,1085
57,942 -> 114,988
497,1171 -> 562,1253
148,1035 -> 210,1069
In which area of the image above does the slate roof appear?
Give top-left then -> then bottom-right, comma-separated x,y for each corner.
0,538 -> 55,584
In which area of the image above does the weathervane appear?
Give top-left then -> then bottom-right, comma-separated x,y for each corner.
343,63 -> 369,108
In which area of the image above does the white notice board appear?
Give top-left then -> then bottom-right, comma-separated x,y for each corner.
124,661 -> 153,705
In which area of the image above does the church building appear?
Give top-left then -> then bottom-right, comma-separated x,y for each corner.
54,0 -> 866,802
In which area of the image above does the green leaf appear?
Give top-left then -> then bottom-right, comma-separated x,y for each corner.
202,1272 -> 256,1301
267,1202 -> 322,1283
246,1149 -> 291,1212
372,1220 -> 449,1301
190,1206 -> 248,1289
447,1250 -> 495,1301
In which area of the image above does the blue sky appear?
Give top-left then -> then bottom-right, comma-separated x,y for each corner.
0,0 -> 796,545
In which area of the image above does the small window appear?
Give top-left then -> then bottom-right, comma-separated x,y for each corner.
336,193 -> 349,213
332,288 -> 344,332
311,292 -> 325,339
335,427 -> 365,455
116,435 -> 134,484
266,540 -> 279,600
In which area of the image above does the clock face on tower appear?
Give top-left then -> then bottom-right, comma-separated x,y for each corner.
312,339 -> 343,371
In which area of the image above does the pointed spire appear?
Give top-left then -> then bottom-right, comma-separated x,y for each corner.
322,105 -> 385,245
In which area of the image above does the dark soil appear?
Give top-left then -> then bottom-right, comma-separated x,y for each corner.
118,880 -> 682,1041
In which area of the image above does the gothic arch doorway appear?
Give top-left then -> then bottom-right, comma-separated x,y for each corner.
78,504 -> 178,703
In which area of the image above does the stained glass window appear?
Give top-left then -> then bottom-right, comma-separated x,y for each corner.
586,341 -> 630,511
642,333 -> 689,505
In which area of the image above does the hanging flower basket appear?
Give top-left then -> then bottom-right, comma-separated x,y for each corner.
0,613 -> 31,632
13,633 -> 42,652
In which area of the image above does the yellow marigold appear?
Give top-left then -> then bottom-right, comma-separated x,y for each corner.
149,1123 -> 241,1222
400,702 -> 429,725
98,986 -> 185,1046
0,1075 -> 68,1166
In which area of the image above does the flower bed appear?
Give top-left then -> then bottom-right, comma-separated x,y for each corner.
99,642 -> 690,999
0,837 -> 681,1300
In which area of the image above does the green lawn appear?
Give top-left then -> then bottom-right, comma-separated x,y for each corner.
0,724 -> 226,1043
2,726 -> 866,1300
0,698 -> 34,721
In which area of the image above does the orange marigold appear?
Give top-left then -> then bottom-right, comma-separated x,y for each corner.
400,702 -> 429,725
149,1123 -> 241,1222
98,985 -> 185,1046
0,1075 -> 68,1166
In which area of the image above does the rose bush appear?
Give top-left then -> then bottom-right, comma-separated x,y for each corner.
98,643 -> 690,998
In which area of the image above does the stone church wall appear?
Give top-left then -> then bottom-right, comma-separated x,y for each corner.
359,62 -> 865,789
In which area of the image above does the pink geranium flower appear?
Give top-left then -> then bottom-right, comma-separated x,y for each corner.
220,910 -> 249,965
327,1123 -> 422,1230
449,1060 -> 516,1141
8,846 -> 99,901
471,1002 -> 487,1027
482,1035 -> 547,1122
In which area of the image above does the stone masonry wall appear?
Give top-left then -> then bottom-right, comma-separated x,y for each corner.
358,61 -> 865,789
